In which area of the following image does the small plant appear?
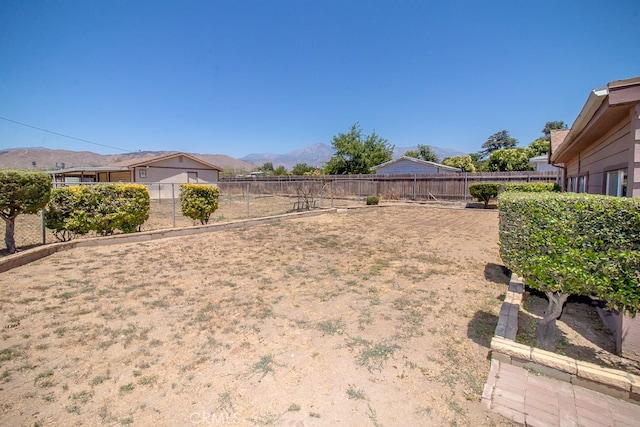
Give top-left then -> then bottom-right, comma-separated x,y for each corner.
366,196 -> 379,205
469,183 -> 501,208
287,403 -> 301,412
347,385 -> 366,400
119,383 -> 134,393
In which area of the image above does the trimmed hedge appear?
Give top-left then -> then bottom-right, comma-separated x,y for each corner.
44,184 -> 150,240
0,170 -> 52,253
498,192 -> 640,315
180,184 -> 220,225
469,183 -> 500,207
503,182 -> 560,193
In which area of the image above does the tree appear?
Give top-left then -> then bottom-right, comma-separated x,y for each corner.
480,130 -> 517,158
483,148 -> 532,172
260,162 -> 274,175
404,145 -> 439,162
324,123 -> 394,175
273,165 -> 288,176
0,170 -> 52,253
442,155 -> 477,172
526,138 -> 550,158
541,121 -> 568,141
291,163 -> 316,175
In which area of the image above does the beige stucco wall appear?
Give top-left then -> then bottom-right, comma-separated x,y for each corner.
133,156 -> 219,184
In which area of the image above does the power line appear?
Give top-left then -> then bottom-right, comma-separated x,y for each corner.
0,115 -> 132,153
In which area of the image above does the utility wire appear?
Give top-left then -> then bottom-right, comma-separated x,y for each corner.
0,115 -> 132,153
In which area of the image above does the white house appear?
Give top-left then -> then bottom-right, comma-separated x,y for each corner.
371,156 -> 461,174
529,155 -> 558,172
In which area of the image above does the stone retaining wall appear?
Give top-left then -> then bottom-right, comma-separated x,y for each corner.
491,274 -> 640,404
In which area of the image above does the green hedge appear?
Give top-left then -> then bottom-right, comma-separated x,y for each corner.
44,184 -> 150,240
366,195 -> 379,205
180,184 -> 220,225
498,192 -> 640,315
503,182 -> 560,193
0,170 -> 52,253
469,183 -> 501,207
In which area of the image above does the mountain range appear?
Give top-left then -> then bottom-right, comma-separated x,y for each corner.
0,144 -> 465,171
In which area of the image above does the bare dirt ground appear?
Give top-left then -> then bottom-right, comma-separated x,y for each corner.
0,202 -> 620,426
517,290 -> 640,375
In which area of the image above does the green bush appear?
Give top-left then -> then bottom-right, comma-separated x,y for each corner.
366,196 -> 379,205
44,184 -> 150,240
0,170 -> 52,253
469,183 -> 501,207
503,182 -> 560,193
180,184 -> 220,225
499,192 -> 640,315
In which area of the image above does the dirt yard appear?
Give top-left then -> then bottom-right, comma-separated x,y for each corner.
1,205 -> 521,425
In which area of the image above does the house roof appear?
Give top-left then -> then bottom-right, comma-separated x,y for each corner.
371,156 -> 462,172
110,152 -> 223,171
551,76 -> 640,164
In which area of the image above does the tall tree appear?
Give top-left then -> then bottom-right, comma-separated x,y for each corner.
0,170 -> 52,253
291,163 -> 316,175
480,130 -> 517,158
483,148 -> 532,172
541,121 -> 568,141
324,123 -> 394,175
527,138 -> 550,157
442,155 -> 477,172
404,145 -> 439,162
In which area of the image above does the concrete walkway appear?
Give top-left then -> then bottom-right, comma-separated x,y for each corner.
483,359 -> 640,426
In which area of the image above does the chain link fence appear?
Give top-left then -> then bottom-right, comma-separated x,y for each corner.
3,180 -> 360,253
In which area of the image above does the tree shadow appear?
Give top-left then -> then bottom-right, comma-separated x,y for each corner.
484,263 -> 510,284
467,310 -> 499,349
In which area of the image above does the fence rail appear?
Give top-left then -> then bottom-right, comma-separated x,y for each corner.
4,171 -> 560,253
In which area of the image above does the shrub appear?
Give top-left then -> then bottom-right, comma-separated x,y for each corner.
503,182 -> 560,193
498,192 -> 640,348
0,170 -> 52,253
366,196 -> 379,205
44,184 -> 150,240
180,184 -> 220,225
469,183 -> 501,207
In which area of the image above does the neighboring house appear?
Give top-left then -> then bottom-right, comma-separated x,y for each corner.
550,76 -> 640,361
529,155 -> 558,172
50,152 -> 222,184
371,156 -> 461,174
550,76 -> 640,197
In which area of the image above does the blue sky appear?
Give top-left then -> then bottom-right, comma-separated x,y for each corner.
1,1 -> 638,159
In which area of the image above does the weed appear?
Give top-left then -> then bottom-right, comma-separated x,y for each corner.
287,403 -> 301,412
346,385 -> 366,400
0,369 -> 11,383
347,338 -> 400,372
138,376 -> 157,386
0,346 -> 21,362
119,383 -> 134,393
309,412 -> 321,418
34,369 -> 53,385
316,319 -> 345,335
91,371 -> 111,387
367,404 -> 381,427
53,327 -> 66,337
251,354 -> 277,378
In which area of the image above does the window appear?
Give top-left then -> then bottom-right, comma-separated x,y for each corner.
138,168 -> 147,179
606,169 -> 627,197
567,176 -> 577,192
577,175 -> 588,193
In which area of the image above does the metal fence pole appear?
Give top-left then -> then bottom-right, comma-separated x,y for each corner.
331,180 -> 334,207
41,208 -> 46,244
246,184 -> 250,218
171,183 -> 176,228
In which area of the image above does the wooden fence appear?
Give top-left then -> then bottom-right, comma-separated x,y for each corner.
220,171 -> 561,201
